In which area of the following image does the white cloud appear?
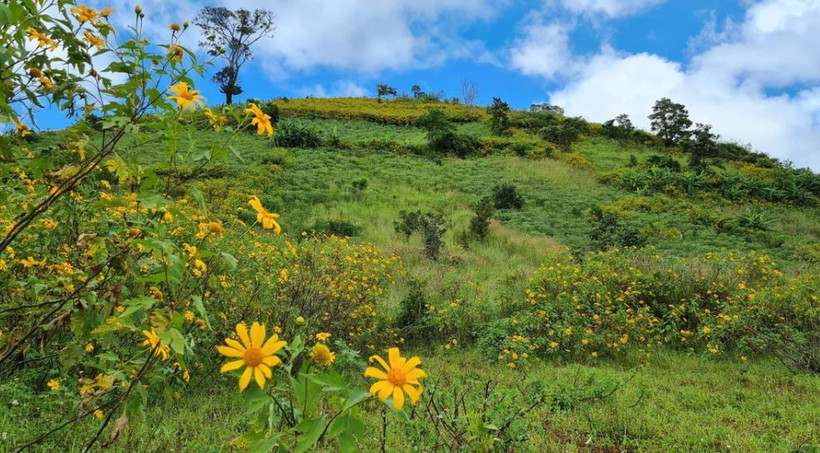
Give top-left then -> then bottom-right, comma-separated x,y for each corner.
510,19 -> 574,78
296,80 -> 368,98
543,0 -> 820,170
560,0 -> 665,18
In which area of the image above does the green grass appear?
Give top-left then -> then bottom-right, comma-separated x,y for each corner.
5,350 -> 818,452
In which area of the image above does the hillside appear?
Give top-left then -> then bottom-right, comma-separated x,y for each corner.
3,97 -> 820,452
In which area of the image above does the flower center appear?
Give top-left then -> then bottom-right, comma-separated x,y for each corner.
181,91 -> 195,101
387,368 -> 407,387
243,347 -> 264,367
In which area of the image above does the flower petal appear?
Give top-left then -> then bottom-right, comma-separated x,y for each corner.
238,367 -> 253,392
370,354 -> 390,372
250,322 -> 265,348
370,381 -> 393,400
405,368 -> 428,380
220,360 -> 244,373
236,323 -> 252,349
392,387 -> 405,410
258,363 -> 272,378
388,348 -> 406,370
216,345 -> 244,358
262,355 -> 282,367
364,367 -> 388,380
403,384 -> 422,405
253,367 -> 266,390
225,338 -> 246,352
402,356 -> 421,373
261,336 -> 286,355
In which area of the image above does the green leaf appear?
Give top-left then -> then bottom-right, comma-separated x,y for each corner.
188,186 -> 208,214
159,328 -> 186,355
343,389 -> 371,411
327,412 -> 363,453
220,252 -> 237,270
294,416 -> 326,453
192,296 -> 210,327
117,296 -> 155,319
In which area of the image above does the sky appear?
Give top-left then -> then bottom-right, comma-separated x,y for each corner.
38,0 -> 820,170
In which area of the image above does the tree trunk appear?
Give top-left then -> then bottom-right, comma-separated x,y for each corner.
225,92 -> 233,105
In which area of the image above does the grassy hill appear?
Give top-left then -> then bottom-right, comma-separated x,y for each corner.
3,97 -> 819,452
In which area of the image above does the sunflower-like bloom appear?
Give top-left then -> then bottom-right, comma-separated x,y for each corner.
71,4 -> 99,22
101,7 -> 113,17
364,348 -> 427,410
203,108 -> 227,131
168,82 -> 205,112
217,322 -> 286,391
142,329 -> 170,361
316,332 -> 331,342
310,343 -> 336,366
247,196 -> 281,233
15,122 -> 32,137
167,44 -> 183,62
84,31 -> 105,49
244,103 -> 273,137
26,27 -> 57,50
39,76 -> 54,89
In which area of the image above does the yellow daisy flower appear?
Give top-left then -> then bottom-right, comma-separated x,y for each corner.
70,4 -> 99,23
217,322 -> 286,392
364,348 -> 427,410
142,329 -> 170,361
316,332 -> 331,342
83,31 -> 105,50
167,82 -> 205,112
310,343 -> 335,366
26,27 -> 57,50
244,103 -> 273,137
247,196 -> 281,233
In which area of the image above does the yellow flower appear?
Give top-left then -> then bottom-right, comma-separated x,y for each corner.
94,409 -> 104,419
142,329 -> 170,361
42,218 -> 58,230
47,379 -> 61,391
15,122 -> 32,137
203,108 -> 227,131
20,256 -> 46,268
71,4 -> 99,22
702,326 -> 711,334
244,103 -> 273,137
39,76 -> 54,89
310,343 -> 336,366
83,31 -> 105,49
185,311 -> 195,321
28,67 -> 42,78
26,27 -> 57,50
192,259 -> 207,277
217,322 -> 287,392
170,23 -> 181,32
85,342 -> 94,353
247,196 -> 281,233
101,7 -> 113,17
316,332 -> 331,342
167,44 -> 184,62
167,82 -> 205,112
364,348 -> 427,410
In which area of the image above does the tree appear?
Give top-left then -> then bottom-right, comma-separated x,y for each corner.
683,123 -> 720,167
461,79 -> 479,107
530,103 -> 564,115
411,85 -> 423,99
195,7 -> 275,105
602,113 -> 635,141
487,97 -> 510,135
648,98 -> 692,146
376,84 -> 397,101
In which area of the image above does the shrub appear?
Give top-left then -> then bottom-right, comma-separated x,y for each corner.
394,210 -> 447,260
273,119 -> 322,148
587,206 -> 645,251
646,154 -> 682,172
308,219 -> 362,237
492,184 -> 524,210
467,196 -> 495,241
539,124 -> 580,151
396,280 -> 430,340
487,97 -> 511,135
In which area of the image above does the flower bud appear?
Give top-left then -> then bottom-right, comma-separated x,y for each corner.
28,67 -> 42,78
134,4 -> 142,14
170,23 -> 180,32
295,316 -> 305,326
183,20 -> 189,29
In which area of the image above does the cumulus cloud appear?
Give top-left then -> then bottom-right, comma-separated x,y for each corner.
559,0 -> 665,18
510,18 -> 574,78
296,80 -> 369,98
540,0 -> 820,169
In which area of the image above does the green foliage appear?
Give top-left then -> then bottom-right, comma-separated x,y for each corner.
308,219 -> 362,237
649,97 -> 693,146
467,196 -> 496,242
587,206 -> 645,250
396,280 -> 429,340
273,119 -> 323,148
487,97 -> 511,135
394,210 -> 447,260
601,113 -> 635,142
492,184 -> 525,210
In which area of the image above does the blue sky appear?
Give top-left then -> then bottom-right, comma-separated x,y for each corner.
41,1 -> 820,169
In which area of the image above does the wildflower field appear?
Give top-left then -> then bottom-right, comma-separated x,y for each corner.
1,2 -> 819,452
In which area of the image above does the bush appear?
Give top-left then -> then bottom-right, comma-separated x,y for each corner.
587,206 -> 645,251
487,97 -> 511,135
396,280 -> 430,341
308,219 -> 362,237
467,196 -> 495,241
539,124 -> 580,151
273,119 -> 322,148
492,184 -> 524,210
394,210 -> 447,260
646,154 -> 682,172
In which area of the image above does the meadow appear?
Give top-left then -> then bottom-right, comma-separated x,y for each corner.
2,7 -> 819,452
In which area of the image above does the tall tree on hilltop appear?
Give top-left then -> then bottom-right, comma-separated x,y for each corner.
194,7 -> 275,105
649,97 -> 692,146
